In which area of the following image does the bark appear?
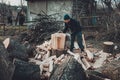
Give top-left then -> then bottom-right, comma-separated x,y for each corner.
12,59 -> 41,80
0,42 -> 15,80
86,70 -> 109,80
100,60 -> 120,80
50,56 -> 87,80
5,38 -> 29,61
103,41 -> 114,53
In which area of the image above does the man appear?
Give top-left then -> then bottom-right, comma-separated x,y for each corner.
63,14 -> 84,52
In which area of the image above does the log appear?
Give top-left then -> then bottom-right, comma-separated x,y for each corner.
50,56 -> 87,80
44,51 -> 50,60
82,34 -> 94,61
67,50 -> 87,70
12,59 -> 41,80
85,49 -> 94,61
54,54 -> 65,64
49,61 -> 54,72
86,70 -> 110,80
29,58 -> 42,65
51,33 -> 66,50
82,34 -> 87,49
42,55 -> 57,63
3,38 -> 29,61
103,41 -> 114,53
81,58 -> 91,69
99,60 -> 120,80
0,42 -> 15,80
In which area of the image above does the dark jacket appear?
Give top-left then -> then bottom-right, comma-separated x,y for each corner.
63,19 -> 82,34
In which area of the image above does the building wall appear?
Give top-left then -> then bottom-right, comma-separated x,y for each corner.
47,0 -> 72,20
28,1 -> 47,20
27,0 -> 72,21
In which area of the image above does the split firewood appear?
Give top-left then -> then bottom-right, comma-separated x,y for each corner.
37,54 -> 42,60
85,49 -> 94,61
76,55 -> 88,70
67,50 -> 76,57
43,41 -> 51,49
41,61 -> 54,73
54,54 -> 65,64
43,63 -> 49,68
36,40 -> 52,52
82,34 -> 94,61
67,50 -> 88,70
81,58 -> 91,69
36,48 -> 46,54
29,58 -> 42,65
36,45 -> 48,51
82,34 -> 87,49
43,67 -> 49,72
51,33 -> 66,50
34,53 -> 39,59
45,72 -> 51,78
44,51 -> 50,60
42,55 -> 57,63
42,72 -> 51,80
40,64 -> 43,74
49,61 -> 54,72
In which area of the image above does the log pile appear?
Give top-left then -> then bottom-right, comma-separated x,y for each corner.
26,32 -> 119,80
27,35 -> 109,79
1,33 -> 120,80
29,40 -> 68,79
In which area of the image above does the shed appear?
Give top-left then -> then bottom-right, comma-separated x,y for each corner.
26,0 -> 73,21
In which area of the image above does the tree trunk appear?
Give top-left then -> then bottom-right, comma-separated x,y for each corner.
12,59 -> 41,80
50,56 -> 87,80
0,42 -> 15,80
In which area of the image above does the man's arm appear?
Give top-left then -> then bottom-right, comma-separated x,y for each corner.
63,23 -> 68,33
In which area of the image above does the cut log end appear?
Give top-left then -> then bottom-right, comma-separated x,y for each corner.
3,38 -> 10,49
103,41 -> 114,53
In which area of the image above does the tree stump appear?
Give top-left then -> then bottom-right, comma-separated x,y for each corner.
12,59 -> 41,80
0,42 -> 15,80
103,41 -> 114,53
50,56 -> 87,80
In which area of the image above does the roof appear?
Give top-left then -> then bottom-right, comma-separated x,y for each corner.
26,0 -> 70,1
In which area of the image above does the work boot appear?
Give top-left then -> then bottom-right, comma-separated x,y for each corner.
81,48 -> 84,52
